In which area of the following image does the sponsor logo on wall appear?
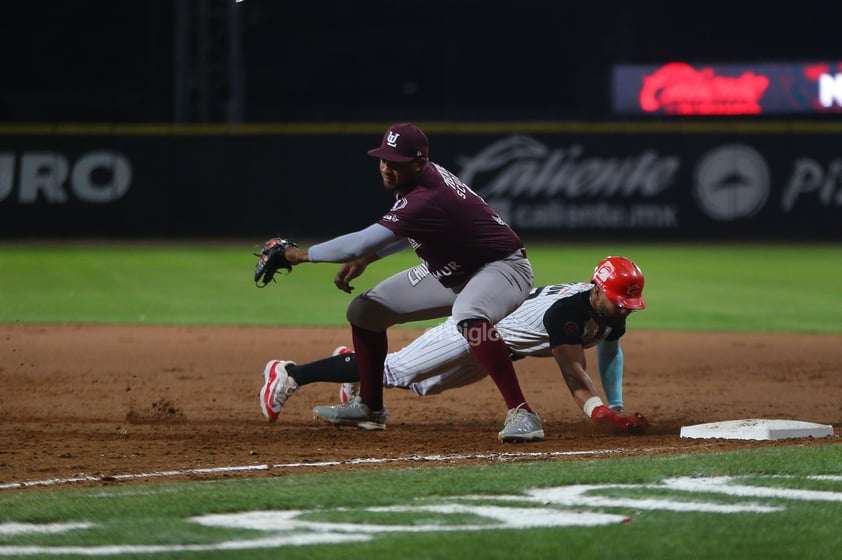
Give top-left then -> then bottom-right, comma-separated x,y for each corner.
693,144 -> 770,221
0,150 -> 132,203
456,136 -> 841,230
457,135 -> 680,229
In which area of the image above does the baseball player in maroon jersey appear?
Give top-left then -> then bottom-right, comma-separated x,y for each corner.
259,122 -> 541,442
262,256 -> 650,434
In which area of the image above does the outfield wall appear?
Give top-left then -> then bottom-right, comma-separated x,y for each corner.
1,122 -> 840,240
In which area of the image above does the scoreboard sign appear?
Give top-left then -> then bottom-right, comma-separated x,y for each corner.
612,61 -> 842,116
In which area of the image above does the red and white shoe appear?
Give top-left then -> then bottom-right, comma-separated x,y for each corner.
332,346 -> 358,404
259,360 -> 298,422
333,346 -> 353,356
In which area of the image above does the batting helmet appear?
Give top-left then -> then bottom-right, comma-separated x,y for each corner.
592,256 -> 646,310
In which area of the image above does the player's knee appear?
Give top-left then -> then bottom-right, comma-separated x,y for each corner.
456,318 -> 483,334
346,295 -> 376,327
346,294 -> 395,331
457,318 -> 486,344
457,318 -> 503,347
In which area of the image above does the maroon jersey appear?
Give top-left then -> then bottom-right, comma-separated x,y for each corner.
377,163 -> 524,287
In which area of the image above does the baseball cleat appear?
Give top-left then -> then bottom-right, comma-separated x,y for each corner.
332,346 -> 359,404
498,404 -> 544,443
259,360 -> 299,422
339,382 -> 359,404
313,396 -> 387,430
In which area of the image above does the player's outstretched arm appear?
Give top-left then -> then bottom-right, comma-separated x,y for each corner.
552,343 -> 602,410
552,343 -> 648,434
282,224 -> 401,292
283,224 -> 400,267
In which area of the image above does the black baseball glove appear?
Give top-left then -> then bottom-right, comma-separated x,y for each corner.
254,237 -> 298,287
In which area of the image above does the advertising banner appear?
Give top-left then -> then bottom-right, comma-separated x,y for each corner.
612,61 -> 842,116
1,123 -> 840,240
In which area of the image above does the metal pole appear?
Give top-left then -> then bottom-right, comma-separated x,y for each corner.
173,0 -> 189,123
197,0 -> 210,122
228,0 -> 244,122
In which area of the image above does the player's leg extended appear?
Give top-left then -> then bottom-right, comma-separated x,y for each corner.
286,353 -> 360,386
293,316 -> 484,398
293,316 -> 486,397
384,317 -> 488,395
346,266 -> 455,411
452,253 -> 534,411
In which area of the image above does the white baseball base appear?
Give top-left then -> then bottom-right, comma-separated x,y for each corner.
680,419 -> 834,441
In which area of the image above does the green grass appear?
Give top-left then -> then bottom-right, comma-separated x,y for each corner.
1,241 -> 841,332
0,445 -> 840,559
1,241 -> 840,558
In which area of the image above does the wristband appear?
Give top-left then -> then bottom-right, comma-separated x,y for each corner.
583,396 -> 605,418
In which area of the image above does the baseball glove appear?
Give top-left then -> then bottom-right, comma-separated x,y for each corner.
254,237 -> 298,287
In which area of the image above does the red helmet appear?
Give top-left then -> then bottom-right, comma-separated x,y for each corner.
592,256 -> 646,310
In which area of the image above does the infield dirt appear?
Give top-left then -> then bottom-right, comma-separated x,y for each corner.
1,325 -> 839,488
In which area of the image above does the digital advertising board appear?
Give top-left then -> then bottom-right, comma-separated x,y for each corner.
613,61 -> 842,116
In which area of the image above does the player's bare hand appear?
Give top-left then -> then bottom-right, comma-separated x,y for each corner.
334,259 -> 369,293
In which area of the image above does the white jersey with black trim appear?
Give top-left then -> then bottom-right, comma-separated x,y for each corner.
382,282 -> 593,396
495,282 -> 593,357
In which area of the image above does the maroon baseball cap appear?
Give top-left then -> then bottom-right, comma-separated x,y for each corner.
367,123 -> 429,162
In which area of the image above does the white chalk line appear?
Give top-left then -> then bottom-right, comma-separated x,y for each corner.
0,447 -> 646,491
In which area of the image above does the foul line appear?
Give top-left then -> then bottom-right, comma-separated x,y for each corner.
0,448 -> 636,491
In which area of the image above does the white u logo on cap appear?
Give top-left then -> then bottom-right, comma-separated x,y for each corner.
386,131 -> 400,147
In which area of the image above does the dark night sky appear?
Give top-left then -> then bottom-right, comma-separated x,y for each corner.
1,0 -> 839,122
